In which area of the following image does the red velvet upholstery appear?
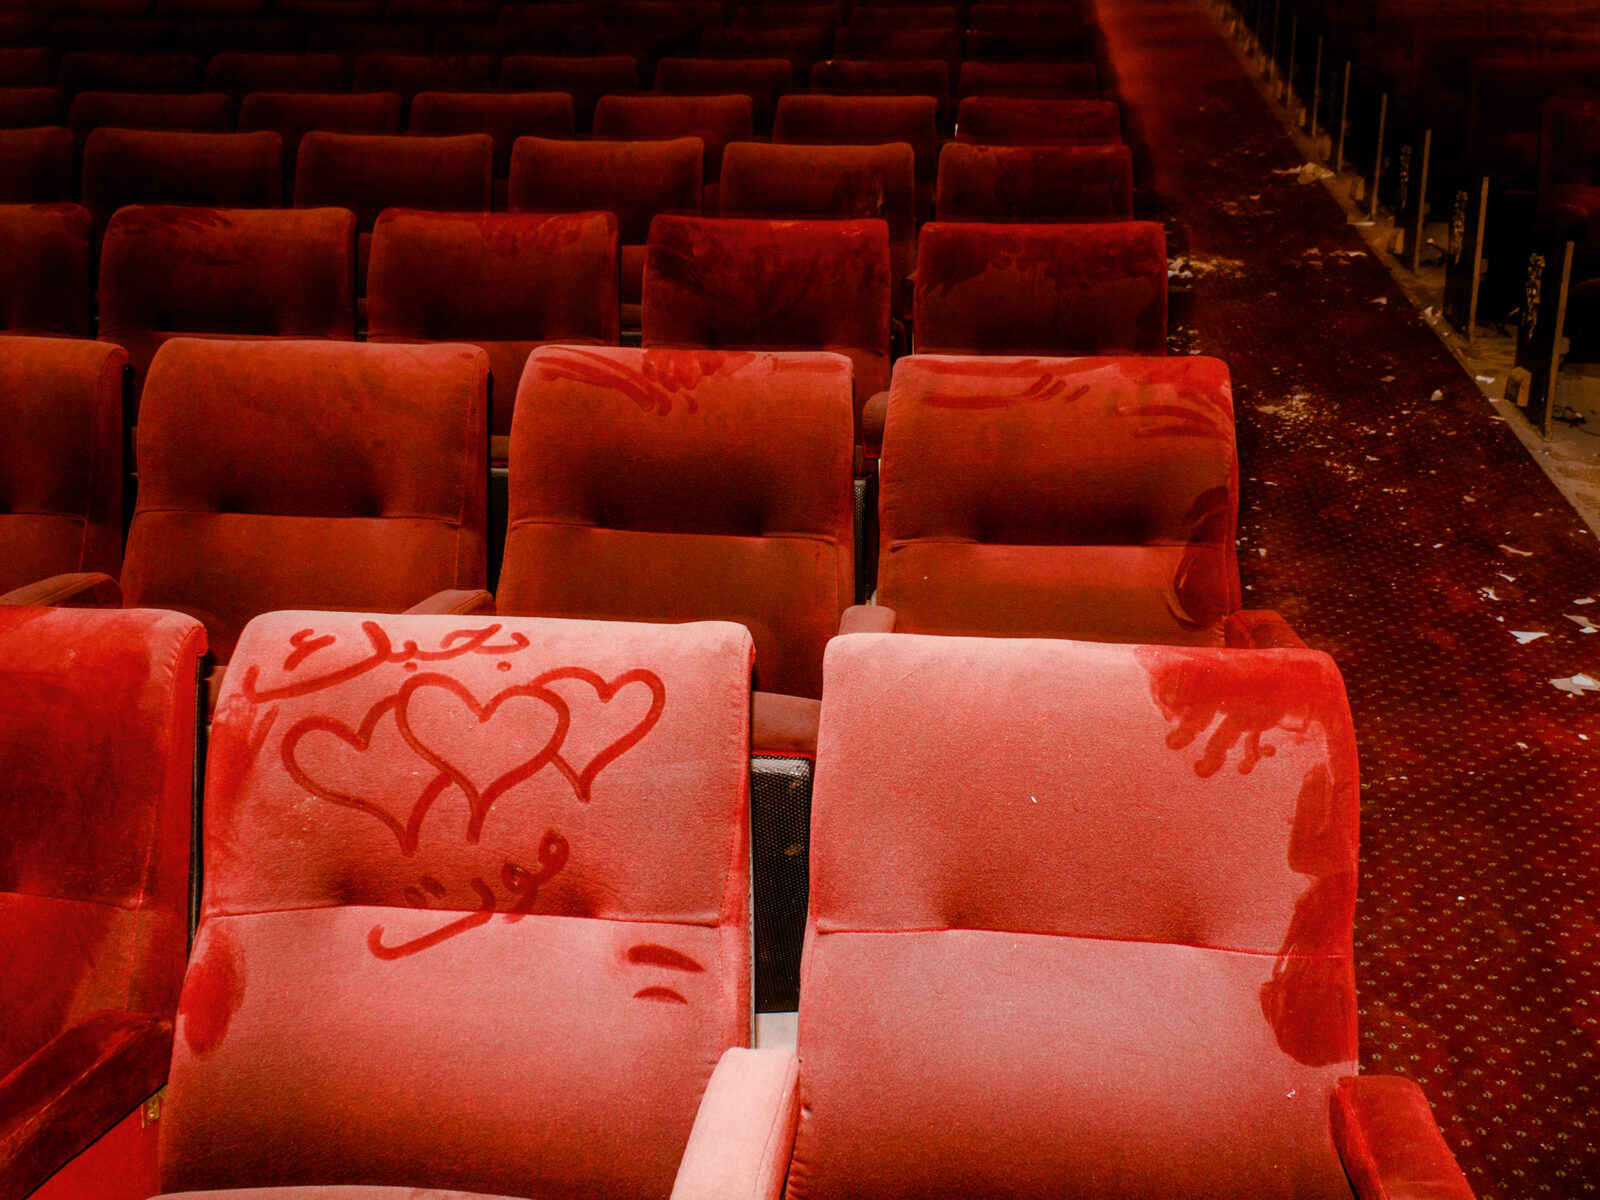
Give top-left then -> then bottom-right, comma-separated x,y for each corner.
408,90 -> 574,179
58,53 -> 201,96
500,345 -> 855,699
0,47 -> 52,87
956,59 -> 1099,99
0,605 -> 205,1200
954,96 -> 1122,144
67,91 -> 233,142
848,6 -> 958,28
0,88 -> 64,128
935,142 -> 1134,221
831,25 -> 960,68
122,338 -> 488,662
808,57 -> 950,128
735,5 -> 840,31
700,27 -> 828,76
593,93 -> 753,183
0,126 -> 73,202
496,55 -> 639,130
779,632 -> 1363,1199
641,215 -> 891,440
293,130 -> 492,230
773,93 -> 939,184
98,205 -> 356,406
80,129 -> 283,232
0,202 -> 92,334
0,337 -> 124,594
350,52 -> 494,107
156,610 -> 753,1198
913,221 -> 1168,355
654,56 -> 793,131
509,135 -> 702,327
238,92 -> 401,176
203,53 -> 346,98
367,208 -> 620,445
877,355 -> 1242,646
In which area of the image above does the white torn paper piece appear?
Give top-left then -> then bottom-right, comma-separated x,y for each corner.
1511,631 -> 1548,644
1480,587 -> 1501,601
1372,296 -> 1388,305
1430,390 -> 1443,402
1499,573 -> 1516,582
1552,673 -> 1600,695
1475,375 -> 1495,383
1567,614 -> 1599,633
1575,597 -> 1595,605
1500,544 -> 1534,557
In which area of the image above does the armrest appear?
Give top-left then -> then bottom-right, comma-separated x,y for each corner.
403,588 -> 495,616
0,573 -> 121,609
0,1011 -> 173,1200
861,389 -> 889,461
671,1047 -> 800,1200
751,691 -> 820,758
1331,1075 -> 1476,1200
1224,609 -> 1306,649
837,604 -> 895,635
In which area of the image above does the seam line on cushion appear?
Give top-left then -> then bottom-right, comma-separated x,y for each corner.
504,518 -> 844,545
881,536 -> 1231,550
809,925 -> 1349,959
201,902 -> 728,926
128,506 -> 464,524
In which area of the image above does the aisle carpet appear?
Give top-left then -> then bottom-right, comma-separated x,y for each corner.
1093,1 -> 1600,1193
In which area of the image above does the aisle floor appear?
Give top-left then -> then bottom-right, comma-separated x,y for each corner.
1094,0 -> 1600,1193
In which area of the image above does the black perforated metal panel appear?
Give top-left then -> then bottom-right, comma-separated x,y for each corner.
750,754 -> 812,1012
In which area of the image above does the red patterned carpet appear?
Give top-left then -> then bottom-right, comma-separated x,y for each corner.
1093,0 -> 1600,1193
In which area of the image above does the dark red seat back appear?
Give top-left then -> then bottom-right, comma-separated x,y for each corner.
0,201 -> 92,334
934,142 -> 1133,221
0,125 -> 72,201
80,128 -> 282,231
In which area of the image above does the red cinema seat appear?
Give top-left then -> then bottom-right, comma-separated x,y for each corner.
96,205 -> 356,407
0,337 -> 122,594
734,4 -> 841,32
0,87 -> 64,127
351,51 -> 494,110
66,91 -> 233,142
238,91 -> 401,179
955,95 -> 1121,144
79,129 -> 282,232
3,339 -> 491,684
0,606 -> 204,1200
872,355 -> 1308,648
368,208 -> 620,457
0,202 -> 92,334
496,54 -> 639,131
203,53 -> 346,98
642,215 -> 891,452
808,57 -> 950,130
773,93 -> 939,189
0,126 -> 72,201
57,52 -> 200,96
718,140 -> 916,321
912,221 -> 1168,356
175,17 -> 299,57
305,20 -> 431,55
830,25 -> 960,71
934,142 -> 1134,221
292,130 -> 492,292
956,59 -> 1099,100
654,56 -> 793,132
963,25 -> 1099,60
669,633 -> 1475,1200
509,134 -> 702,330
148,610 -> 755,1199
593,92 -> 753,189
846,5 -> 957,27
48,17 -> 171,54
699,26 -> 828,79
408,90 -> 574,200
500,344 -> 872,712
0,45 -> 51,85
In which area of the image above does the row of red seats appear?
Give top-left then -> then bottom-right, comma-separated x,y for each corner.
1,598 -> 1478,1200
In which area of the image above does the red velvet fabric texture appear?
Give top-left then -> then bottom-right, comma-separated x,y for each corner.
954,96 -> 1122,145
1330,1076 -> 1478,1200
350,53 -> 493,105
204,54 -> 347,98
499,345 -> 855,699
810,57 -> 951,100
0,89 -> 64,128
0,48 -> 52,88
97,205 -> 357,405
593,94 -> 753,181
0,605 -> 205,1196
0,127 -> 73,203
367,209 -> 620,438
80,130 -> 283,232
160,612 -> 754,1199
58,53 -> 201,96
408,91 -> 574,177
0,337 -> 124,593
496,55 -> 640,128
831,26 -> 960,67
653,57 -> 793,131
67,92 -> 233,142
293,130 -> 492,232
935,143 -> 1134,221
913,221 -> 1168,355
0,202 -> 92,334
641,215 -> 891,435
956,59 -> 1100,99
773,94 -> 940,182
237,92 -> 402,176
877,354 -> 1240,645
790,633 -> 1360,1200
122,339 -> 488,661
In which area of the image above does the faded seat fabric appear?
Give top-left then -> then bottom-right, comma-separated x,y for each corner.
80,129 -> 283,232
772,93 -> 940,186
0,338 -> 124,594
97,205 -> 356,408
121,339 -> 489,663
367,208 -> 620,450
154,612 -> 754,1199
0,202 -> 93,334
912,220 -> 1168,356
0,606 -> 206,1200
876,355 -> 1244,646
934,142 -> 1134,221
641,215 -> 891,446
670,633 -> 1474,1200
500,345 -> 856,701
